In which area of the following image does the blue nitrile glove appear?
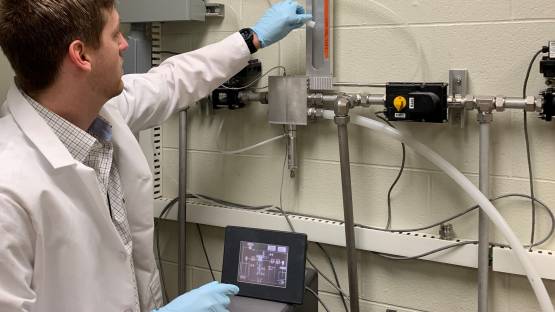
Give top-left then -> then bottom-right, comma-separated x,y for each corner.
153,281 -> 239,312
252,0 -> 312,48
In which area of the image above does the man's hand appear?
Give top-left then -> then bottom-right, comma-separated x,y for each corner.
252,0 -> 312,48
153,281 -> 239,312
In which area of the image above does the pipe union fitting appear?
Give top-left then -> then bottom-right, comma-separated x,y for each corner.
463,95 -> 476,110
525,96 -> 536,112
476,96 -> 495,113
495,96 -> 505,112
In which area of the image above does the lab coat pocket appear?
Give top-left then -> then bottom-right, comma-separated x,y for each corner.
148,270 -> 164,309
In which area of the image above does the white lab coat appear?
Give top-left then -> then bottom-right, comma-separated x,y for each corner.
0,33 -> 250,312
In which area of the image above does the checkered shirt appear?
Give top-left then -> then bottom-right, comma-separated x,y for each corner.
25,95 -> 140,310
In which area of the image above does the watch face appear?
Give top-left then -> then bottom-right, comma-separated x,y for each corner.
241,28 -> 252,38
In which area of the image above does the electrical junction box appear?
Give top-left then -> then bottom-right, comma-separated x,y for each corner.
117,0 -> 206,23
384,82 -> 448,123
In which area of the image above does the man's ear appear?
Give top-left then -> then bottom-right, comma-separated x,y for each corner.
68,40 -> 92,72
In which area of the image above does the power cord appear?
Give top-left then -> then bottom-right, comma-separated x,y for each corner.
155,197 -> 179,303
373,241 -> 477,261
305,286 -> 332,312
522,46 -> 549,251
315,243 -> 349,312
219,66 -> 287,90
375,112 -> 406,230
196,223 -> 216,281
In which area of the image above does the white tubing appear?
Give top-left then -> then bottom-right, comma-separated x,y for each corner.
321,110 -> 554,312
221,134 -> 287,155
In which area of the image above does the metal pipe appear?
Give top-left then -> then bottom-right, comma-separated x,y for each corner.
478,117 -> 491,312
503,97 -> 529,110
287,125 -> 297,178
238,91 -> 268,104
334,97 -> 360,312
178,109 -> 188,294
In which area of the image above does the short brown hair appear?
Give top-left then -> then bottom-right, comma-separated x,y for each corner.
0,0 -> 115,93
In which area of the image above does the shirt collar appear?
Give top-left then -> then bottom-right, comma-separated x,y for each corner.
23,93 -> 112,163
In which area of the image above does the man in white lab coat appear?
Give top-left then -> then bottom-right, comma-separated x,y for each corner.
0,0 -> 311,311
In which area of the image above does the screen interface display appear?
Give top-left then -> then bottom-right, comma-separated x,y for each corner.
237,241 -> 289,288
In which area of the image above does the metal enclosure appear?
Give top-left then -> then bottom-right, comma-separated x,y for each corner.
117,0 -> 206,23
268,76 -> 309,125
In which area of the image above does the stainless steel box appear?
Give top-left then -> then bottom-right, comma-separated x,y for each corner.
268,76 -> 308,125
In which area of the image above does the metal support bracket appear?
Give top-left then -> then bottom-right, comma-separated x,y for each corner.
449,69 -> 469,128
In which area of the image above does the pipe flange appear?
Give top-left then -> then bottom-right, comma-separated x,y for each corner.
334,115 -> 350,126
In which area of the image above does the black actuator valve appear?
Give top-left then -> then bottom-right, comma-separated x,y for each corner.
540,88 -> 555,121
384,82 -> 448,123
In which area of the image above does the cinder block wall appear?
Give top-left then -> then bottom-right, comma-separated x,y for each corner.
156,1 -> 555,311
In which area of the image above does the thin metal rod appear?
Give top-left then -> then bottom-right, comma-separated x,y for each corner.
287,125 -> 297,178
478,120 -> 491,312
333,82 -> 386,88
178,109 -> 188,294
335,116 -> 360,312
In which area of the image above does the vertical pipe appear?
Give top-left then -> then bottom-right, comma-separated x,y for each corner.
478,120 -> 490,312
287,125 -> 297,178
178,109 -> 188,294
335,116 -> 360,312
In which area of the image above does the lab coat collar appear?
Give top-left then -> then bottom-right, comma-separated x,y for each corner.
6,83 -> 77,170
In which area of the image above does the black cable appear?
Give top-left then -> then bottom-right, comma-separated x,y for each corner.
305,286 -> 332,312
268,193 -> 554,248
522,48 -> 545,251
375,112 -> 406,229
155,197 -> 179,303
196,224 -> 216,281
315,243 -> 349,312
374,241 -> 477,261
158,51 -> 181,55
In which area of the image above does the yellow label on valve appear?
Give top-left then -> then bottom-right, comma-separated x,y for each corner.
393,96 -> 407,111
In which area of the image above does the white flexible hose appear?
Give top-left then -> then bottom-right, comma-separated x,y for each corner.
321,110 -> 554,312
220,134 -> 287,155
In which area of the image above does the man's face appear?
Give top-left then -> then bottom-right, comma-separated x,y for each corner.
89,8 -> 128,100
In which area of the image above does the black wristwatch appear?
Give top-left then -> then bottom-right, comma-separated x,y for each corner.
240,28 -> 258,54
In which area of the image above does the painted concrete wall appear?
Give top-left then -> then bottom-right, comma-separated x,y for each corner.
156,1 -> 555,311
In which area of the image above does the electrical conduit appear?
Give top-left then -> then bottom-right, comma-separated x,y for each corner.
320,110 -> 554,312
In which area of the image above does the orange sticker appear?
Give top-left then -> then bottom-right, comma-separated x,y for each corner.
324,0 -> 329,60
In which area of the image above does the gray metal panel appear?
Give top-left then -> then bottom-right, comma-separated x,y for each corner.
268,76 -> 308,125
117,0 -> 206,23
123,25 -> 152,74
